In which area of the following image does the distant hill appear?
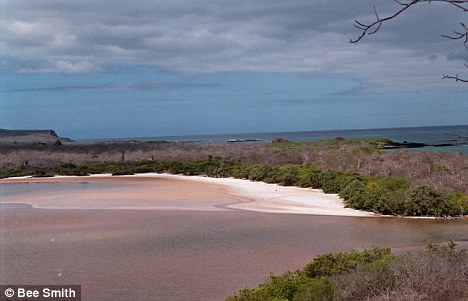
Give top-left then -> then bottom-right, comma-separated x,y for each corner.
0,129 -> 73,144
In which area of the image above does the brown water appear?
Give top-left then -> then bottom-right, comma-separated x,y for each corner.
0,182 -> 467,300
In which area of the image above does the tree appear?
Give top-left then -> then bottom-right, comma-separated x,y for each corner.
351,0 -> 468,83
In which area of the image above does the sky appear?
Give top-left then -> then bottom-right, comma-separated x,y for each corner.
1,0 -> 467,139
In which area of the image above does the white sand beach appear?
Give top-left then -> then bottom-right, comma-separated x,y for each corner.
0,173 -> 374,217
145,174 -> 375,216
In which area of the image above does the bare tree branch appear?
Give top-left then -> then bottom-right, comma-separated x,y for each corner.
442,63 -> 468,82
350,0 -> 419,44
444,0 -> 468,12
441,22 -> 468,48
351,0 -> 468,83
351,0 -> 468,44
442,74 -> 468,82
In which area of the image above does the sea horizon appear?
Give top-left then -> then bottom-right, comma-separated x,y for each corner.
77,124 -> 468,142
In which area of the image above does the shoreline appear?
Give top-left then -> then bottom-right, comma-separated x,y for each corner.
0,173 -> 375,217
3,173 -> 465,219
145,173 -> 376,217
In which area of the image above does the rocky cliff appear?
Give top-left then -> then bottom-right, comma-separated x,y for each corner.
0,129 -> 73,143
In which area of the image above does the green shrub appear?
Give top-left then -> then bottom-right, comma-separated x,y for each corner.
320,171 -> 357,194
60,162 -> 77,169
226,287 -> 270,301
227,272 -> 334,301
445,192 -> 468,216
227,271 -> 301,301
33,168 -> 54,177
339,179 -> 367,208
331,257 -> 396,300
436,164 -> 451,173
332,243 -> 468,301
303,247 -> 392,278
248,165 -> 273,182
58,162 -> 77,175
404,186 -> 450,216
132,164 -> 155,173
292,278 -> 334,301
73,164 -> 99,175
276,165 -> 300,186
227,244 -> 467,301
4,167 -> 26,177
296,168 -> 324,189
227,247 -> 394,301
338,177 -> 411,215
311,138 -> 390,149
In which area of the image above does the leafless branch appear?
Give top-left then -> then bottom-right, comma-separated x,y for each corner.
441,22 -> 468,48
350,0 -> 420,43
352,0 -> 468,83
351,0 -> 468,43
442,74 -> 468,82
444,0 -> 468,12
442,63 -> 468,82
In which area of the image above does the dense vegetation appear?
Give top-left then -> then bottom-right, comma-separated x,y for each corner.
1,138 -> 466,193
1,138 -> 467,217
1,155 -> 467,217
226,242 -> 468,301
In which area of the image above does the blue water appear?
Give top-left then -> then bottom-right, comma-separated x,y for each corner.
81,125 -> 468,153
152,125 -> 468,153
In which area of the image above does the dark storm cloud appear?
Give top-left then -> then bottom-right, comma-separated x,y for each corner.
1,0 -> 466,90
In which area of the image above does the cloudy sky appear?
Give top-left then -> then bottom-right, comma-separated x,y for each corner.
1,0 -> 467,139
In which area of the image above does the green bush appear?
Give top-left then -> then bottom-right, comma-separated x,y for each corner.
60,162 -> 77,169
303,247 -> 392,278
320,171 -> 357,194
226,271 -> 297,301
227,247 -> 394,301
296,168 -> 324,189
227,243 -> 467,301
58,163 -> 77,175
332,243 -> 468,301
369,178 -> 408,213
445,192 -> 468,216
339,179 -> 367,208
248,165 -> 274,182
331,257 -> 396,300
404,186 -> 450,216
4,167 -> 27,177
338,177 -> 410,215
292,278 -> 334,301
276,165 -> 300,186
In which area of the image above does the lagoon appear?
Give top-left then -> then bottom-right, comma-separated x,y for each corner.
0,178 -> 467,300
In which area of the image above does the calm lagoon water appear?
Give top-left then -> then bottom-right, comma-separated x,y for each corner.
0,182 -> 467,301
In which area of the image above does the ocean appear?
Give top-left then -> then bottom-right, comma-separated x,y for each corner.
110,125 -> 468,153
